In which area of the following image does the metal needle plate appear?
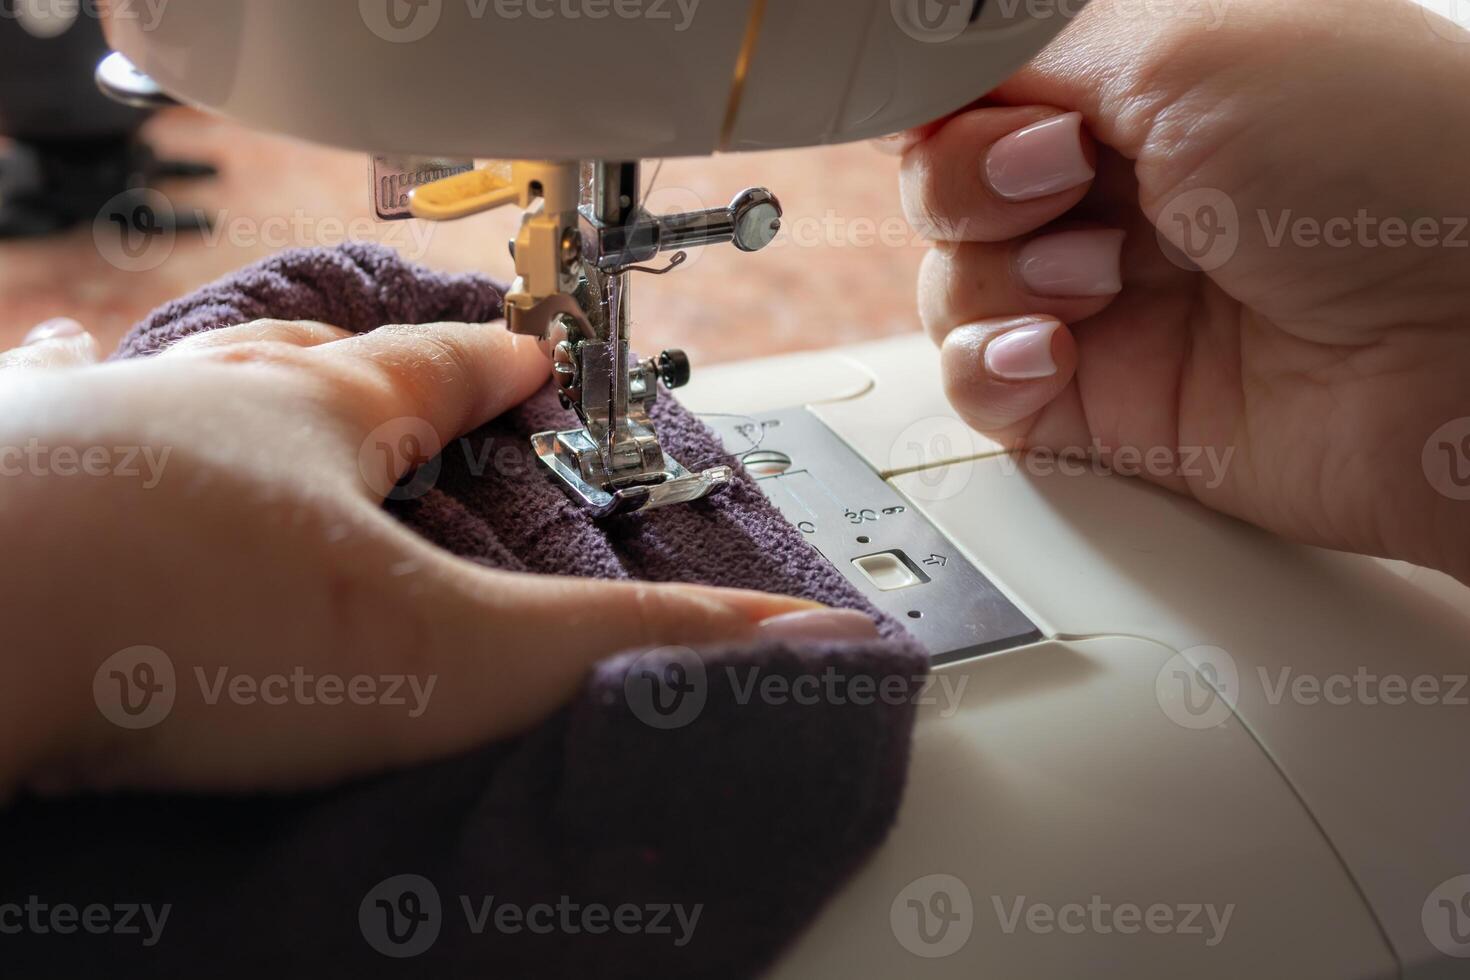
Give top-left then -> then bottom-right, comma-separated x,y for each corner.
707,407 -> 1040,666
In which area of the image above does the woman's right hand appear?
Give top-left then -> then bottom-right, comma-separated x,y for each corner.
900,0 -> 1470,580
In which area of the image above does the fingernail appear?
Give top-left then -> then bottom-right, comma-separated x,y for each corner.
23,318 -> 84,346
984,319 -> 1062,381
1016,229 -> 1125,298
758,609 -> 882,644
871,133 -> 909,155
985,112 -> 1094,202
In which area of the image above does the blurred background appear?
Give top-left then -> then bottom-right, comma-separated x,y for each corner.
8,0 -> 1466,364
0,0 -> 925,364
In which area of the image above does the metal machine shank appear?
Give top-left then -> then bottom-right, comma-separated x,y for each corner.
412,159 -> 781,517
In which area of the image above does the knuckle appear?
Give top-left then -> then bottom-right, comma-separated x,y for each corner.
306,356 -> 404,433
918,243 -> 976,327
621,583 -> 741,648
625,583 -> 667,645
902,158 -> 949,241
365,329 -> 479,426
265,320 -> 349,345
198,339 -> 313,368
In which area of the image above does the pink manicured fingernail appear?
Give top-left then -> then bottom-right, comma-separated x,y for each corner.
871,133 -> 910,156
1016,229 -> 1126,298
985,112 -> 1094,202
758,609 -> 881,644
23,318 -> 84,345
984,319 -> 1062,380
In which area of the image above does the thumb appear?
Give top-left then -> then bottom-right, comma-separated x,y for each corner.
0,319 -> 100,371
418,561 -> 881,743
940,316 -> 1078,448
313,519 -> 883,780
73,511 -> 882,797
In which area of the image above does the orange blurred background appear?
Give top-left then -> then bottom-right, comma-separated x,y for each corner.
0,108 -> 929,364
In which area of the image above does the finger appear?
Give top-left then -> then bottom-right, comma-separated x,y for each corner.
349,525 -> 882,771
870,129 -> 928,156
420,573 -> 875,747
95,507 -> 881,792
919,228 -> 1126,345
871,100 -> 986,156
940,315 -> 1080,449
322,322 -> 550,492
871,133 -> 915,156
162,319 -> 354,356
984,0 -> 1195,160
0,320 -> 100,370
902,107 -> 1097,242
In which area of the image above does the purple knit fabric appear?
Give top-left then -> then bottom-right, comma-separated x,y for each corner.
1,244 -> 926,979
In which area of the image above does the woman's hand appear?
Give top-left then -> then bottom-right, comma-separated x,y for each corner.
901,0 -> 1470,581
0,317 -> 871,799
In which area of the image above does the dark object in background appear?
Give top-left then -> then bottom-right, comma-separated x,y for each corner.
0,0 -> 213,238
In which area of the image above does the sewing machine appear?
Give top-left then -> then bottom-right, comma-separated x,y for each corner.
99,2 -> 1470,977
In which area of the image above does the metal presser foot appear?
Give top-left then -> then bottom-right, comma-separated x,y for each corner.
532,342 -> 737,518
411,159 -> 783,517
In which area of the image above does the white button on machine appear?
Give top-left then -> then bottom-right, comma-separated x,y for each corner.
852,551 -> 927,592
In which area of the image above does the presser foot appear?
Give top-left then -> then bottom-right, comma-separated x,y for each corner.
531,428 -> 732,517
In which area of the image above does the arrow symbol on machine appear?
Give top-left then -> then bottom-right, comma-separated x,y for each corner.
923,554 -> 948,568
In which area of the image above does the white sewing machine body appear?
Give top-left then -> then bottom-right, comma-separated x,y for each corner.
102,0 -> 1063,159
101,3 -> 1470,976
103,0 -> 1084,514
684,336 -> 1470,980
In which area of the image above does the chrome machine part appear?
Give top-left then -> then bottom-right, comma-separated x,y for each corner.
410,158 -> 782,517
93,51 -> 178,110
706,407 -> 1040,664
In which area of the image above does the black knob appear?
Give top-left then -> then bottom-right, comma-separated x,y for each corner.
657,349 -> 691,390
